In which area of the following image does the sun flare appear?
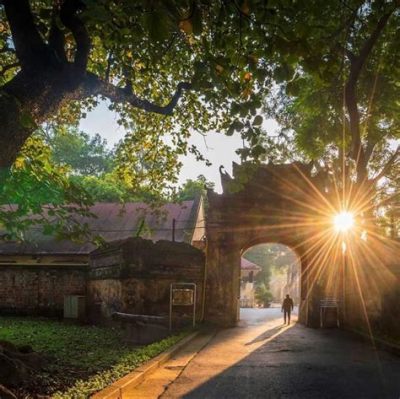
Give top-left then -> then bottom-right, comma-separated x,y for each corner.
334,211 -> 354,232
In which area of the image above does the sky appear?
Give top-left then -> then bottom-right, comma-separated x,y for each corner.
79,101 -> 279,193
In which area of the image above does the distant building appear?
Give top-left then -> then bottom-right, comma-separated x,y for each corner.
240,258 -> 261,308
0,197 -> 205,265
0,198 -> 205,316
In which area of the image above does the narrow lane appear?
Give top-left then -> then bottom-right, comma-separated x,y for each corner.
161,308 -> 400,399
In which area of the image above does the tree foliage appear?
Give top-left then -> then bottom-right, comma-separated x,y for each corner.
0,0 -> 276,169
0,124 -> 175,239
1,0 -> 400,238
254,283 -> 273,307
43,126 -> 113,176
244,243 -> 299,289
175,175 -> 214,201
261,1 -> 400,220
0,134 -> 94,240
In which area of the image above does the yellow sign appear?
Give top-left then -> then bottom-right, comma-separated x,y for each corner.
172,289 -> 194,306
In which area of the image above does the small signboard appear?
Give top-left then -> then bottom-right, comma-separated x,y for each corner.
169,283 -> 197,330
172,288 -> 194,306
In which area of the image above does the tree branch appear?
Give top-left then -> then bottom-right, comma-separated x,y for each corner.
344,9 -> 395,182
60,0 -> 91,72
3,0 -> 51,69
364,138 -> 377,163
85,73 -> 192,115
48,5 -> 68,64
371,146 -> 400,184
358,11 -> 394,67
105,52 -> 113,82
346,10 -> 394,82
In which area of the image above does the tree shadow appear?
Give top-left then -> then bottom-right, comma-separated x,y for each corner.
165,324 -> 400,399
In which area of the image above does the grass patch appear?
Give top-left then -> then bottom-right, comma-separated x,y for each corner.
0,316 -> 187,398
53,334 -> 185,399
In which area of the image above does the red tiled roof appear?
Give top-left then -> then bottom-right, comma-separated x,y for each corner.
0,201 -> 199,255
241,258 -> 262,271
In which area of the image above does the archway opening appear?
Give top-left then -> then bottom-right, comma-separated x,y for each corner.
239,243 -> 301,323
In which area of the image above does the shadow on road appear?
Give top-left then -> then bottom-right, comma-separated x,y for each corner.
174,324 -> 400,399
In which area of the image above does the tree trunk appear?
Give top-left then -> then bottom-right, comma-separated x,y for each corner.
0,91 -> 32,167
0,66 -> 88,167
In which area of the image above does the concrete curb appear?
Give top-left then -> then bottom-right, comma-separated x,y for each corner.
347,329 -> 400,357
91,331 -> 201,399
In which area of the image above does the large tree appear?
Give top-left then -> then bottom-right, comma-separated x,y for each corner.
0,0 -> 275,169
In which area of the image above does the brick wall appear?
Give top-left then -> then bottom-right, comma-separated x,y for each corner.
0,264 -> 86,316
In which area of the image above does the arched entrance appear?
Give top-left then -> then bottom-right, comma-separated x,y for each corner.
239,243 -> 301,316
204,162 -> 318,327
203,161 -> 400,333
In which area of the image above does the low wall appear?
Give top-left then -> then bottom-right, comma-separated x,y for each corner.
0,264 -> 86,316
88,277 -> 203,319
87,238 -> 205,322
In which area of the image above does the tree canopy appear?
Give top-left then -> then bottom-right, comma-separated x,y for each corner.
0,0 -> 274,169
2,1 -> 398,183
175,175 -> 214,201
239,0 -> 400,234
43,126 -> 113,176
261,1 -> 400,211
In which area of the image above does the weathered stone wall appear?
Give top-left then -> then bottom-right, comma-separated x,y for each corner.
341,240 -> 400,334
88,277 -> 203,319
0,264 -> 86,316
205,162 -> 400,331
205,162 -> 316,326
87,238 -> 205,321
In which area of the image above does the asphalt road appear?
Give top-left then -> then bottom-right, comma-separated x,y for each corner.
159,307 -> 400,399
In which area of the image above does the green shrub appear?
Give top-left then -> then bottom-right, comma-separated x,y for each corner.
255,283 -> 273,307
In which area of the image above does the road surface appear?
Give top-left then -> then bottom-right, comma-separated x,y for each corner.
127,307 -> 400,399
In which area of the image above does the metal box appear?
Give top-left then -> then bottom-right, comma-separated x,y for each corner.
64,295 -> 86,319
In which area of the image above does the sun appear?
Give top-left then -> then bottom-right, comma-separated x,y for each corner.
334,211 -> 354,232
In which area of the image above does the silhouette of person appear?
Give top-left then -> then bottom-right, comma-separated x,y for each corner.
281,294 -> 294,324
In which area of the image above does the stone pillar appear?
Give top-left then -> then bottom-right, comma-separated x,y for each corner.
204,233 -> 241,327
299,254 -> 308,325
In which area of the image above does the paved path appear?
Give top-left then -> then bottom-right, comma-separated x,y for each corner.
127,308 -> 400,399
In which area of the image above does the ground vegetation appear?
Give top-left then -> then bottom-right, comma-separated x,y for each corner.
0,316 -> 185,398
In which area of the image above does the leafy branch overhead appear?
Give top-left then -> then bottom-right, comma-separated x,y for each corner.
263,1 -> 400,199
0,0 -> 273,168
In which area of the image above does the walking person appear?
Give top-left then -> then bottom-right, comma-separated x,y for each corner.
281,294 -> 294,325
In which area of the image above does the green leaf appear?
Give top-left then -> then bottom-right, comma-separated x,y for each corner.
20,111 -> 37,129
253,115 -> 263,126
233,120 -> 244,131
226,125 -> 235,136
